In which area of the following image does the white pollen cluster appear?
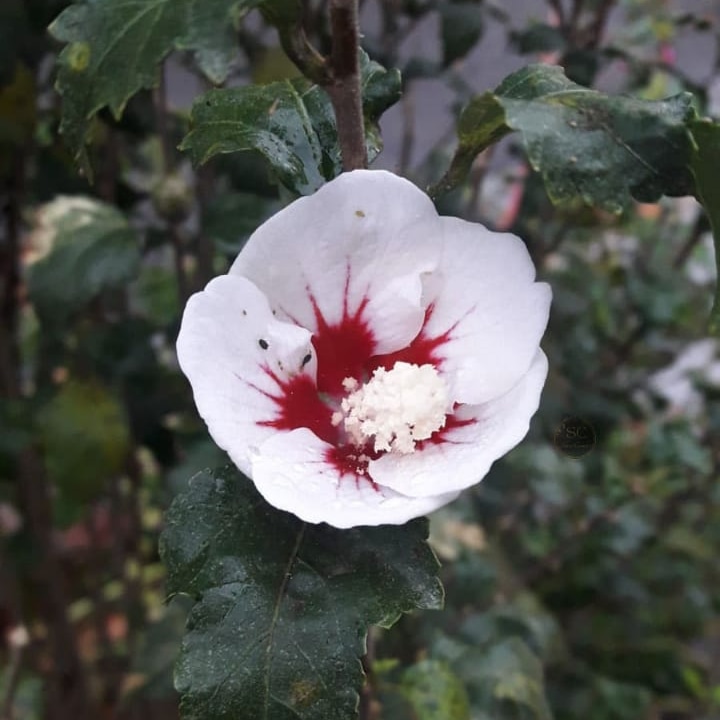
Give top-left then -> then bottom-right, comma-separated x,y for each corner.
339,362 -> 450,454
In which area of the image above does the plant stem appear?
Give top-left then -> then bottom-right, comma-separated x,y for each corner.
16,450 -> 92,720
195,165 -> 216,289
359,628 -> 378,720
0,626 -> 28,720
153,65 -> 190,304
327,0 -> 367,171
0,151 -> 23,398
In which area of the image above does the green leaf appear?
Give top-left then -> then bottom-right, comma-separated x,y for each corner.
511,24 -> 566,55
432,64 -> 697,211
399,660 -> 470,720
133,266 -> 180,326
0,64 -> 36,148
38,381 -> 130,505
180,80 -> 337,194
160,466 -> 442,720
180,53 -> 400,194
689,119 -> 720,334
202,191 -> 280,255
457,639 -> 553,720
27,197 -> 140,325
0,668 -> 43,720
360,51 -> 402,159
440,1 -> 484,66
0,0 -> 29,86
175,0 -> 255,85
49,0 -> 258,173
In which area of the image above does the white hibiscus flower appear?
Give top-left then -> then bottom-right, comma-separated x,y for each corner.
177,170 -> 551,528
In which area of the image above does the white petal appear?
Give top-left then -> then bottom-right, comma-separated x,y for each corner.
176,275 -> 316,475
251,428 -> 460,528
369,351 -> 548,498
425,216 -> 551,405
230,170 -> 442,356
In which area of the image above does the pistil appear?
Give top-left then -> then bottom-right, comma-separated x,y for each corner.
333,361 -> 451,454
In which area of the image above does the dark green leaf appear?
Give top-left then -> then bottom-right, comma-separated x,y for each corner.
126,599 -> 191,701
38,381 -> 130,504
360,51 -> 402,165
180,53 -> 401,194
511,24 -> 566,55
360,53 -> 401,120
0,0 -> 29,86
133,266 -> 180,326
689,119 -> 720,334
180,80 -> 337,194
399,660 -> 470,720
0,64 -> 36,148
432,64 -> 697,211
456,639 -> 553,720
49,0 -> 259,173
160,466 -> 442,720
440,2 -> 484,66
27,197 -> 140,324
175,0 -> 255,85
0,669 -> 43,720
202,191 -> 280,255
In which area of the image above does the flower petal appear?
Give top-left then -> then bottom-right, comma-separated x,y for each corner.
423,216 -> 551,405
230,170 -> 442,357
369,351 -> 548,498
176,274 -> 316,475
251,428 -> 460,528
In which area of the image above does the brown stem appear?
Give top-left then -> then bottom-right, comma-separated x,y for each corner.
546,0 -> 566,27
111,461 -> 144,658
466,146 -> 497,221
0,626 -> 28,720
84,511 -> 119,709
0,151 -> 23,398
16,450 -> 92,720
277,22 -> 329,85
585,0 -> 615,48
569,0 -> 585,28
358,628 -> 378,720
398,90 -> 415,175
153,65 -> 190,304
195,165 -> 216,290
326,0 -> 367,171
673,214 -> 706,269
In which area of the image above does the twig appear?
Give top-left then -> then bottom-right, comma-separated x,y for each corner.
398,90 -> 415,175
115,457 -> 145,659
358,628 -> 378,720
16,450 -> 92,719
195,165 -> 216,290
275,0 -> 367,171
153,65 -> 190,304
586,0 -> 615,48
569,0 -> 585,29
673,214 -> 707,269
326,0 -> 367,171
1,626 -> 30,720
546,0 -> 566,28
0,150 -> 23,398
466,146 -> 497,221
277,21 -> 329,85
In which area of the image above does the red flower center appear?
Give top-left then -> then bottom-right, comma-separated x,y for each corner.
257,282 -> 474,483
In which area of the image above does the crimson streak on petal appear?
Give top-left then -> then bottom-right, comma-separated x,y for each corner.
368,304 -> 453,373
257,370 -> 338,445
254,278 -> 475,488
309,287 -> 375,395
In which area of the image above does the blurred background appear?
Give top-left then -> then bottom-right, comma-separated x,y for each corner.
2,0 -> 720,718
